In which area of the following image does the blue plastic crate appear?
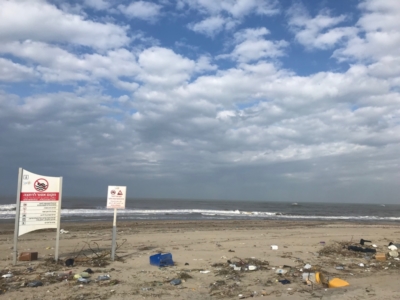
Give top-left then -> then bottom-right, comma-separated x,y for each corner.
150,253 -> 174,267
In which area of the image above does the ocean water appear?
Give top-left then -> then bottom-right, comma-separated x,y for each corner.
1,196 -> 399,223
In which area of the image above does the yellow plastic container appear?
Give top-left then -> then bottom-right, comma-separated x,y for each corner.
328,278 -> 350,288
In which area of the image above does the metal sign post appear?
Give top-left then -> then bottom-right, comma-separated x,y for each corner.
13,168 -> 23,265
107,186 -> 127,261
13,168 -> 63,265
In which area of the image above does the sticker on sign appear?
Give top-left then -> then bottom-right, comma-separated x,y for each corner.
106,186 -> 127,209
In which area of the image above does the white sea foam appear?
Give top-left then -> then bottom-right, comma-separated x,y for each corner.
0,205 -> 399,221
0,204 -> 16,211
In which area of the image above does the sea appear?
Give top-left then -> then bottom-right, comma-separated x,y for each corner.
1,196 -> 399,224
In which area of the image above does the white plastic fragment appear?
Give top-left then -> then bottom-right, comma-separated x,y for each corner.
200,270 -> 210,274
271,245 -> 278,250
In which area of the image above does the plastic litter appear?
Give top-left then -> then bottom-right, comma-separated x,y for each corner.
278,279 -> 290,285
170,279 -> 181,285
275,269 -> 288,275
388,245 -> 398,251
388,242 -> 400,248
359,263 -> 364,267
27,281 -> 43,287
97,275 -> 111,281
347,246 -> 376,253
200,270 -> 210,274
302,272 -> 316,283
389,251 -> 399,258
2,273 -> 13,278
73,274 -> 81,279
328,278 -> 349,288
83,268 -> 94,274
78,277 -> 91,283
60,229 -> 69,234
80,272 -> 90,278
360,239 -> 371,245
248,265 -> 257,271
45,272 -> 55,277
335,266 -> 345,270
271,245 -> 278,250
150,253 -> 174,267
65,258 -> 74,267
304,264 -> 312,269
233,266 -> 241,271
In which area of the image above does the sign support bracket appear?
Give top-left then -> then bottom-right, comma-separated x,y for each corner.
111,208 -> 117,261
13,168 -> 23,265
55,177 -> 63,261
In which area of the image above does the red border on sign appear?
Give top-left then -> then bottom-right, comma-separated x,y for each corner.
20,193 -> 59,201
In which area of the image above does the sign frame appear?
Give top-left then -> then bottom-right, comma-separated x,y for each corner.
13,168 -> 63,265
106,185 -> 127,260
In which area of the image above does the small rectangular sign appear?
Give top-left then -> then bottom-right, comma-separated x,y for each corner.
106,186 -> 126,209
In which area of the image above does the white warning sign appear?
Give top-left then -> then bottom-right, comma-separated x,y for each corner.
106,186 -> 126,209
18,169 -> 62,236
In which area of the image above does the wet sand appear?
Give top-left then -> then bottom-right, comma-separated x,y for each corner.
1,220 -> 400,299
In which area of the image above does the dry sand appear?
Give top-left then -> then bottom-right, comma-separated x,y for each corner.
1,220 -> 400,299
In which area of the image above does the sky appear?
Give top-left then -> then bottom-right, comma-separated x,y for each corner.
0,0 -> 399,203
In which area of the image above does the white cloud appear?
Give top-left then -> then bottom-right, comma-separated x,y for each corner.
0,0 -> 129,49
334,0 -> 400,62
137,47 -> 195,86
189,16 -> 226,36
84,0 -> 110,10
183,0 -> 279,35
0,58 -> 37,82
224,27 -> 288,62
119,1 -> 162,22
287,4 -> 357,50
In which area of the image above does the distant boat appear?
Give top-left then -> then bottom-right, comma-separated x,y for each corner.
291,203 -> 298,206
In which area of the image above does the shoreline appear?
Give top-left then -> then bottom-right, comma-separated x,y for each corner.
1,220 -> 400,299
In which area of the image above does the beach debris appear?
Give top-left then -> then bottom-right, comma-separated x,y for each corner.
328,278 -> 349,288
372,244 -> 377,248
275,268 -> 288,275
83,268 -> 94,274
388,245 -> 398,251
200,270 -> 211,274
58,271 -> 73,279
184,262 -> 189,265
97,274 -> 111,281
26,267 -> 34,273
359,263 -> 365,267
65,258 -> 74,267
348,245 -> 376,253
271,245 -> 278,250
60,229 -> 69,234
19,252 -> 38,261
304,263 -> 312,269
1,273 -> 13,278
320,241 -> 325,245
78,277 -> 91,283
278,279 -> 291,285
45,272 -> 55,277
360,239 -> 372,246
178,272 -> 192,280
170,279 -> 181,285
388,242 -> 400,248
80,272 -> 90,278
248,265 -> 257,271
74,274 -> 81,279
335,266 -> 345,270
233,266 -> 241,271
389,251 -> 399,258
229,249 -> 235,252
149,253 -> 174,267
27,281 -> 43,287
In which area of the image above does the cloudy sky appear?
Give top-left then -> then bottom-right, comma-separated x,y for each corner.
1,0 -> 399,203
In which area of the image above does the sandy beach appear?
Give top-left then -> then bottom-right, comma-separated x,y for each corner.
1,220 -> 400,299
